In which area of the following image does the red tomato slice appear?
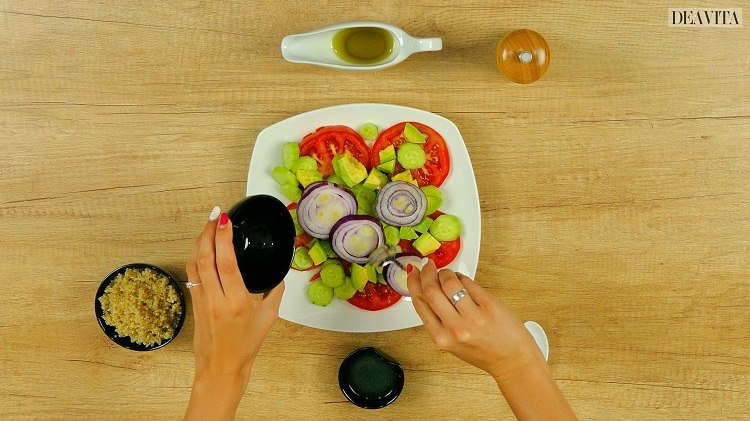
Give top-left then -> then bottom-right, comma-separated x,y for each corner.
347,282 -> 402,311
299,125 -> 370,177
370,122 -> 450,187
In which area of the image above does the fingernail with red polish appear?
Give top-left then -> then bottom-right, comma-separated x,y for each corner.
406,264 -> 413,274
218,212 -> 229,228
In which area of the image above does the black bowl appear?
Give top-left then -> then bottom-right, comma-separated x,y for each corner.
339,347 -> 405,409
95,263 -> 186,351
228,194 -> 296,293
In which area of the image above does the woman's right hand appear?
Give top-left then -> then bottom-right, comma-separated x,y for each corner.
406,260 -> 543,383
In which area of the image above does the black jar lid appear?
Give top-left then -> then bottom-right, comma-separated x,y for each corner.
338,347 -> 404,409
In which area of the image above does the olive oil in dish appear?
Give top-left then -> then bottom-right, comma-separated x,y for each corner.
332,27 -> 395,65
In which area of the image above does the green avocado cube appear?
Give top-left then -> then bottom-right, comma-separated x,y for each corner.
391,170 -> 417,185
335,154 -> 368,187
350,263 -> 368,292
308,241 -> 328,266
363,168 -> 389,190
378,145 -> 397,163
403,123 -> 426,144
412,217 -> 433,234
296,168 -> 323,188
399,226 -> 419,240
376,159 -> 397,174
412,232 -> 442,256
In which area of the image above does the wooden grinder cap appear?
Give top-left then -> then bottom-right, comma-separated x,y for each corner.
496,29 -> 550,84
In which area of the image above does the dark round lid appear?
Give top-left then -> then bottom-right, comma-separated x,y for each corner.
338,347 -> 404,409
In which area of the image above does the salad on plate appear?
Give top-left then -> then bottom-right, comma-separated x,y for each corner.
270,122 -> 462,312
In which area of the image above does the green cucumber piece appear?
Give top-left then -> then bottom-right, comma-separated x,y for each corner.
290,208 -> 303,236
307,280 -> 333,307
282,142 -> 300,170
279,184 -> 302,202
397,143 -> 427,170
430,214 -> 461,241
272,166 -> 297,186
320,260 -> 345,288
291,248 -> 314,270
359,123 -> 379,141
334,277 -> 357,300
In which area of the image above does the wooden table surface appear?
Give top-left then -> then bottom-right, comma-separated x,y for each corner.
1,1 -> 748,419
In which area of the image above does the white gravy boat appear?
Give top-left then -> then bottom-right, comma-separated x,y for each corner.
281,21 -> 442,71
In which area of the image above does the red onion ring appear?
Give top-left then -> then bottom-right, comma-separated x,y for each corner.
297,181 -> 356,239
330,215 -> 385,264
376,181 -> 427,227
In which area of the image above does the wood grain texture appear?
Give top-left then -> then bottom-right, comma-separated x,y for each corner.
1,1 -> 748,419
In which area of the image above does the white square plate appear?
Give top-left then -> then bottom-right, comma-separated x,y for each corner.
246,103 -> 480,332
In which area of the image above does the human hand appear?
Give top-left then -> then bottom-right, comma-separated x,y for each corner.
185,207 -> 284,381
406,260 -> 542,383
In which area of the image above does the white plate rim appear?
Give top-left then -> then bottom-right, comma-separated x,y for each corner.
246,103 -> 481,333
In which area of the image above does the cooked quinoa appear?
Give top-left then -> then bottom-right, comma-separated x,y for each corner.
99,267 -> 182,347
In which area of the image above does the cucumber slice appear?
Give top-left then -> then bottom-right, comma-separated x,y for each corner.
272,166 -> 297,186
307,280 -> 333,306
279,184 -> 302,202
320,260 -> 345,288
334,277 -> 357,300
397,143 -> 427,170
429,214 -> 461,241
359,123 -> 379,141
282,142 -> 300,170
292,248 -> 314,270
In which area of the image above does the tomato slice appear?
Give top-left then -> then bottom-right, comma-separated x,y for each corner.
347,282 -> 402,311
299,125 -> 370,177
370,122 -> 450,187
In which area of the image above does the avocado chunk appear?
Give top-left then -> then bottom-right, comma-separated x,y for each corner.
378,145 -> 397,163
412,217 -> 433,234
308,241 -> 328,266
403,123 -> 426,144
421,185 -> 443,215
350,263 -> 369,291
272,166 -> 297,186
391,169 -> 417,185
383,225 -> 400,246
363,168 -> 389,190
412,232 -> 442,256
296,168 -> 323,188
376,159 -> 397,174
334,153 -> 368,187
292,156 -> 318,172
399,226 -> 418,240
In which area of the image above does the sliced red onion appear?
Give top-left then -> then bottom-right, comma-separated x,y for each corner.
297,182 -> 356,239
384,255 -> 427,296
330,215 -> 385,264
376,181 -> 427,227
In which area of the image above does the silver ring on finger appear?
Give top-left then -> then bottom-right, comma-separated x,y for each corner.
449,288 -> 469,306
186,280 -> 203,289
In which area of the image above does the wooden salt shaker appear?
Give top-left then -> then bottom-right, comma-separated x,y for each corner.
496,29 -> 550,84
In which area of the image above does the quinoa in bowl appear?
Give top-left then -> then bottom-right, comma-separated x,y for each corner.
95,264 -> 185,351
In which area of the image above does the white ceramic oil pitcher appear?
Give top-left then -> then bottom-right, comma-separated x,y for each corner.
281,21 -> 442,71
